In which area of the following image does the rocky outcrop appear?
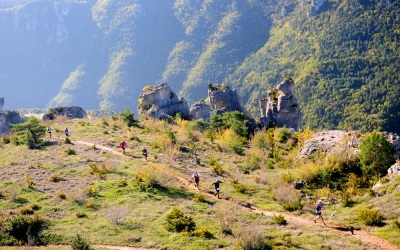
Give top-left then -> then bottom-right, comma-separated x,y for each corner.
387,163 -> 400,175
0,111 -> 22,135
137,83 -> 190,120
298,130 -> 359,158
260,79 -> 302,131
208,84 -> 257,131
42,106 -> 87,120
0,97 -> 4,111
190,102 -> 211,121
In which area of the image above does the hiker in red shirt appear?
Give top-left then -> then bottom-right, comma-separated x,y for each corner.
119,141 -> 127,155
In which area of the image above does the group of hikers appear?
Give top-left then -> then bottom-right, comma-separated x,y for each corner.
118,140 -> 148,160
46,126 -> 69,138
46,126 -> 328,223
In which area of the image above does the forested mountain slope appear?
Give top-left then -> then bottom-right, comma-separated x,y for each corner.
0,0 -> 399,133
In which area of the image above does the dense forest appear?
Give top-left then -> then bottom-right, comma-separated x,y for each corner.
0,0 -> 399,133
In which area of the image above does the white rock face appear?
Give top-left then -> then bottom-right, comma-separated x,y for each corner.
138,83 -> 189,119
260,79 -> 302,131
388,163 -> 400,175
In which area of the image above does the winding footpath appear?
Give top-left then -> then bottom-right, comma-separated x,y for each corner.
71,139 -> 399,250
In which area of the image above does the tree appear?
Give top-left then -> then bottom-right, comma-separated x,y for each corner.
11,117 -> 46,149
119,108 -> 138,127
358,132 -> 392,178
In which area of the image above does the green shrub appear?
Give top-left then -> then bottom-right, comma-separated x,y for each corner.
0,214 -> 49,245
193,227 -> 214,239
64,148 -> 76,155
276,127 -> 292,143
282,199 -> 304,212
65,137 -> 72,144
166,129 -> 177,144
358,209 -> 384,226
71,233 -> 93,250
119,108 -> 138,127
78,121 -> 86,126
56,191 -> 67,200
101,118 -> 109,126
20,206 -> 35,215
273,214 -> 287,225
211,163 -> 224,175
164,207 -> 196,233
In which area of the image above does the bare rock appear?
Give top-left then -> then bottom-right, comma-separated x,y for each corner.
0,111 -> 22,135
298,130 -> 359,158
387,163 -> 400,175
138,83 -> 189,119
260,79 -> 302,131
42,106 -> 86,120
208,84 -> 257,131
190,102 -> 211,121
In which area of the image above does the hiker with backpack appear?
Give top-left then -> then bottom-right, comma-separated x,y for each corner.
192,172 -> 200,190
119,141 -> 127,155
314,200 -> 326,226
209,179 -> 224,199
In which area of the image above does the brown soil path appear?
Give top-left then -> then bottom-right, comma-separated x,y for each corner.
72,139 -> 400,250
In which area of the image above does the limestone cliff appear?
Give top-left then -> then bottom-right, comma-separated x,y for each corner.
0,111 -> 22,135
208,84 -> 257,131
137,83 -> 189,120
259,79 -> 302,131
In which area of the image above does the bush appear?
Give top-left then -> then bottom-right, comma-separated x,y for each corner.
88,162 -> 107,178
119,108 -> 138,127
164,207 -> 196,233
105,206 -> 130,225
192,193 -> 207,203
276,127 -> 292,143
2,136 -> 11,144
358,209 -> 384,226
0,214 -> 49,245
192,227 -> 214,239
65,137 -> 72,144
64,148 -> 76,155
237,230 -> 273,250
359,132 -> 392,178
71,233 -> 93,250
273,183 -> 303,212
76,212 -> 87,218
48,174 -> 64,182
134,166 -> 163,190
273,214 -> 287,225
25,174 -> 35,189
56,192 -> 67,200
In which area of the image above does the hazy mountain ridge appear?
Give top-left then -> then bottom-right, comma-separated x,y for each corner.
1,0 -> 399,133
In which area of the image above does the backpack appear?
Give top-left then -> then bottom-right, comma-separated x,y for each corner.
194,174 -> 199,180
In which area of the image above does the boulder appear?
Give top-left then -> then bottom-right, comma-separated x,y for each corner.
298,130 -> 359,158
138,83 -> 189,119
42,106 -> 87,120
190,102 -> 211,121
260,79 -> 302,131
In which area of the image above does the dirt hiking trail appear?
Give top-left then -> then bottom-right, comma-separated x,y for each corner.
71,139 -> 399,250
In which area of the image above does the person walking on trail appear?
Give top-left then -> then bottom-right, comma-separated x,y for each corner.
142,147 -> 148,160
119,141 -> 127,155
64,128 -> 69,137
209,179 -> 224,199
47,126 -> 52,138
314,200 -> 326,226
192,172 -> 201,190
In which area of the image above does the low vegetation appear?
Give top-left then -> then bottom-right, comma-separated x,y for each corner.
0,111 -> 398,249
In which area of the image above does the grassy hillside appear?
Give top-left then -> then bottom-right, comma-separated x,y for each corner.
0,115 -> 399,249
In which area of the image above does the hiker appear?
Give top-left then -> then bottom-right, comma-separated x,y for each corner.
209,179 -> 224,198
47,126 -> 52,138
142,147 -> 148,160
314,200 -> 326,226
64,128 -> 69,137
192,172 -> 200,190
119,141 -> 127,155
